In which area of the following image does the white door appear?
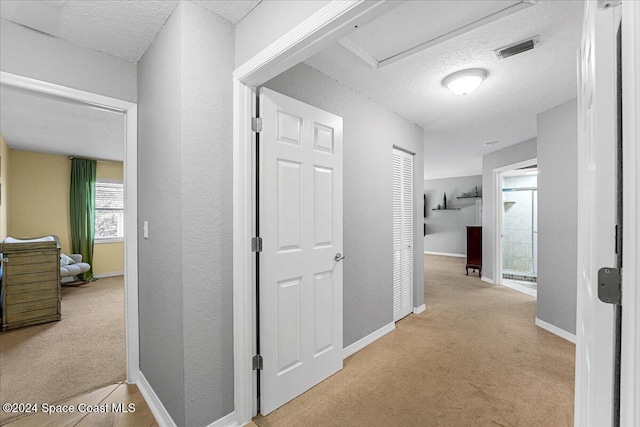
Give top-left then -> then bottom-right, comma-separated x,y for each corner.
575,2 -> 620,426
259,88 -> 343,415
392,148 -> 413,322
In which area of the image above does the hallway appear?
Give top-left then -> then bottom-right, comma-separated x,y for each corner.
254,255 -> 574,426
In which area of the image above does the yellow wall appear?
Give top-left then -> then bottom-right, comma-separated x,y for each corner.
0,133 -> 9,240
7,149 -> 124,275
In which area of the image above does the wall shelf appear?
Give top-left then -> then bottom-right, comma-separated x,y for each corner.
432,208 -> 461,211
456,196 -> 482,199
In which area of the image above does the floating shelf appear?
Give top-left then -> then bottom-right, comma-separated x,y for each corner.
456,196 -> 482,199
432,208 -> 461,211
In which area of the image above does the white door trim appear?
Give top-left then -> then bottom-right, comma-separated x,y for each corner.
492,158 -> 537,286
621,1 -> 640,424
0,71 -> 140,384
232,1 -> 403,423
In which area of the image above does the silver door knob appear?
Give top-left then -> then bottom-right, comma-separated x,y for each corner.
334,253 -> 345,262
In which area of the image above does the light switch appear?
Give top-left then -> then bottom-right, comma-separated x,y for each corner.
143,221 -> 149,239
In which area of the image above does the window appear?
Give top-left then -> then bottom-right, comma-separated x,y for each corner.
95,180 -> 124,241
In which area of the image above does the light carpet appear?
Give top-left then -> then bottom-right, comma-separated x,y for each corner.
0,277 -> 126,424
254,255 -> 575,427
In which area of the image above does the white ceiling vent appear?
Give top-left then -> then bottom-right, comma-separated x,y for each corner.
494,36 -> 540,60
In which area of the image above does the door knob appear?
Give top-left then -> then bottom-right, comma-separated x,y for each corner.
334,253 -> 345,262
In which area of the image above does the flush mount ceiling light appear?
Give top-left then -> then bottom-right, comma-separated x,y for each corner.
442,69 -> 488,95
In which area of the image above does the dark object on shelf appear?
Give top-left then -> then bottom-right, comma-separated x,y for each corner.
456,195 -> 482,199
474,186 -> 479,197
466,226 -> 482,277
432,208 -> 461,211
424,195 -> 426,218
443,192 -> 447,209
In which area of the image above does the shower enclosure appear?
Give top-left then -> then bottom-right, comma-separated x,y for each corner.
501,173 -> 538,289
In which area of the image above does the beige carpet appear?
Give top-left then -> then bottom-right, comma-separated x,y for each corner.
0,277 -> 126,424
254,255 -> 575,427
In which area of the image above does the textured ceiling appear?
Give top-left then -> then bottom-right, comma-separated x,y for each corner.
0,86 -> 125,161
0,0 -> 261,63
304,0 -> 584,179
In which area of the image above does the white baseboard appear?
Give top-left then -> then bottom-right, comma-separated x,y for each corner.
535,317 -> 576,344
424,251 -> 466,258
343,322 -> 395,359
137,371 -> 177,427
481,276 -> 494,284
137,371 -> 237,427
206,411 -> 238,427
93,271 -> 124,279
413,304 -> 426,314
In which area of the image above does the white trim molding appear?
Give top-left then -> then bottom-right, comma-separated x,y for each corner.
343,322 -> 395,359
621,1 -> 640,424
233,1 -> 400,86
535,318 -> 576,344
137,371 -> 177,427
93,271 -> 124,279
206,411 -> 238,427
424,251 -> 466,258
138,372 -> 238,427
481,276 -> 494,285
413,304 -> 426,315
0,71 -> 139,384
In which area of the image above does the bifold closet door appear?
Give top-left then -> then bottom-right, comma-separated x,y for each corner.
392,148 -> 413,322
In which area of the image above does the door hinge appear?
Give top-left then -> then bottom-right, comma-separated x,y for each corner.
598,267 -> 621,305
251,236 -> 263,253
251,117 -> 262,133
597,0 -> 621,10
252,354 -> 263,370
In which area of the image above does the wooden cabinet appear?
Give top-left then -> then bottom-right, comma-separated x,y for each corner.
466,226 -> 482,277
1,241 -> 61,331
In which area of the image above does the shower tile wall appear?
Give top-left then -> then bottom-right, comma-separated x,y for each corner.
502,175 -> 537,275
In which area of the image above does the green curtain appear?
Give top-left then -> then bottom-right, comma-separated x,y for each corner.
70,158 -> 96,281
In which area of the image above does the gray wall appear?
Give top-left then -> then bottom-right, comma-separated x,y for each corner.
138,2 -> 234,425
424,175 -> 482,256
482,138 -> 537,282
265,63 -> 425,347
536,98 -> 578,335
0,18 -> 137,102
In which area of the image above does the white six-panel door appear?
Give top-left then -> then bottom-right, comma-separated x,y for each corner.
393,148 -> 414,322
259,88 -> 343,415
575,2 -> 619,426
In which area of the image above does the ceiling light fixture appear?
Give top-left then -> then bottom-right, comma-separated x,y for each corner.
442,69 -> 487,95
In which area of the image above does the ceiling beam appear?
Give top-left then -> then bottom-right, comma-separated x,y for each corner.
340,0 -> 536,70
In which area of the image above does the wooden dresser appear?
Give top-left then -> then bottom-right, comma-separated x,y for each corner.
1,241 -> 61,331
466,226 -> 482,277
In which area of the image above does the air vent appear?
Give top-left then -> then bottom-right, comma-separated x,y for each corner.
494,36 -> 539,60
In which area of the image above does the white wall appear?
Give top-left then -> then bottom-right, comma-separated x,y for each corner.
536,98 -> 578,335
265,63 -> 425,347
234,0 -> 331,68
0,18 -> 137,102
482,138 -> 537,282
424,175 -> 482,256
137,2 -> 235,425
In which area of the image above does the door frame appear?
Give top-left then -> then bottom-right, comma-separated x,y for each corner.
492,158 -> 537,288
232,2 -> 401,422
0,71 -> 139,383
620,1 -> 640,425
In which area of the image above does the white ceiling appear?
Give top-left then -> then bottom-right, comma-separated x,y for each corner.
0,0 -> 261,63
304,0 -> 584,179
0,86 -> 125,161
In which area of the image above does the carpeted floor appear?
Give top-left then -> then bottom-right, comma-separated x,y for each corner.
0,277 -> 126,424
254,255 -> 575,427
